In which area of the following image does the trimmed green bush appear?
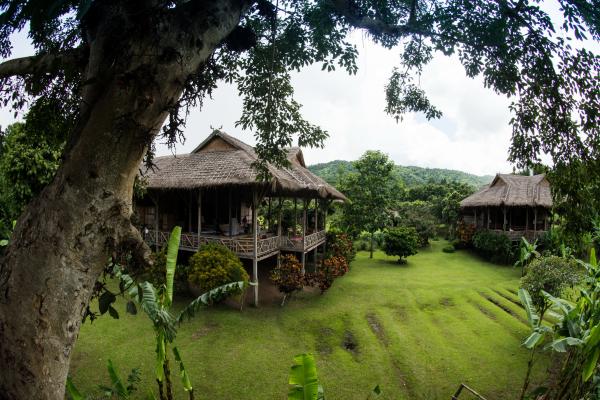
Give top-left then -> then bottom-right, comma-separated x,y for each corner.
520,255 -> 583,313
472,230 -> 516,264
383,226 -> 419,263
146,249 -> 189,294
442,245 -> 456,253
188,243 -> 248,298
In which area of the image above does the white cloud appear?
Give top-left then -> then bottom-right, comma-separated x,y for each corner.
0,27 -> 520,176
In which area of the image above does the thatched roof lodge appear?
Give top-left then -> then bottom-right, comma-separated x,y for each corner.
460,174 -> 552,241
136,130 -> 346,305
144,130 -> 347,201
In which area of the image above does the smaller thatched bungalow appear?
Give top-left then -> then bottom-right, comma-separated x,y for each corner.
135,129 -> 347,305
460,174 -> 552,241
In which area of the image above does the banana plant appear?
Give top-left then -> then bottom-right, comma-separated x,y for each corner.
287,353 -> 381,400
514,237 -> 539,277
518,288 -> 552,400
123,226 -> 244,400
288,353 -> 324,400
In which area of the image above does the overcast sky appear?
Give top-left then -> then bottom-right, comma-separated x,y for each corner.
1,4 -> 595,176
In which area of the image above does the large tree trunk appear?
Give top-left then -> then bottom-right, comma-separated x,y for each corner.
0,2 -> 248,398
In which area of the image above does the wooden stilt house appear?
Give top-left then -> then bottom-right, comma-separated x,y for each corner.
135,130 -> 347,305
460,173 -> 552,241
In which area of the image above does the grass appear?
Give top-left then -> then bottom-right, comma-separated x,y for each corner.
70,241 -> 547,399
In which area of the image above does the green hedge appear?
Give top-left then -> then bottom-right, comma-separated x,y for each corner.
472,230 -> 516,264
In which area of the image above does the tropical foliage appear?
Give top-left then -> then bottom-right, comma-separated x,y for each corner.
337,151 -> 396,258
472,230 -> 515,264
382,226 -> 419,263
520,256 -> 582,315
187,243 -> 249,299
271,254 -> 305,305
118,227 -> 244,400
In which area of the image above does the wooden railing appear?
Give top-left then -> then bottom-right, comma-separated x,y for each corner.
304,230 -> 327,250
143,229 -> 319,258
489,229 -> 547,242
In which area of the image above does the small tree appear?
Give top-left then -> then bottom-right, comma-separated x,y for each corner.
338,151 -> 396,258
520,255 -> 582,315
383,227 -> 419,263
271,254 -> 305,306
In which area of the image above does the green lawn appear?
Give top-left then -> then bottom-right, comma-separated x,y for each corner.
70,241 -> 547,399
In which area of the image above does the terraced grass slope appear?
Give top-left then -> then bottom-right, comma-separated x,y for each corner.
70,241 -> 547,399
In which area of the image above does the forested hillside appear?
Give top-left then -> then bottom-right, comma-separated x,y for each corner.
308,160 -> 493,187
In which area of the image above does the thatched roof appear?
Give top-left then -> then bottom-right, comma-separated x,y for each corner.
143,130 -> 347,201
460,174 -> 552,208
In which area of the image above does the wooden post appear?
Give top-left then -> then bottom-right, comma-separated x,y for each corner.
188,191 -> 192,233
197,189 -> 202,249
487,207 -> 490,229
534,208 -> 538,234
268,197 -> 272,232
314,199 -> 318,232
302,199 -> 307,273
155,194 -> 159,250
473,208 -> 477,227
277,198 -> 283,238
252,193 -> 259,306
214,189 -> 218,231
294,198 -> 298,234
228,187 -> 232,236
503,207 -> 507,231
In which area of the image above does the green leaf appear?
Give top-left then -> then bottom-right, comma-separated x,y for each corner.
590,247 -> 597,268
138,281 -> 158,320
177,281 -> 245,324
108,305 -> 119,319
583,347 -> 600,382
107,359 -> 129,398
288,353 -> 320,400
99,291 -> 116,315
518,288 -> 540,328
165,226 -> 181,308
548,337 -> 584,352
523,331 -> 544,349
172,346 -> 193,392
586,323 -> 600,349
65,377 -> 84,400
0,239 -> 8,246
126,300 -> 137,315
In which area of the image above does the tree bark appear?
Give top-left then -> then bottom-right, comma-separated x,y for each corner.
369,232 -> 374,259
0,1 -> 248,398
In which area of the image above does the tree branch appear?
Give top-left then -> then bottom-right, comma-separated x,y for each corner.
0,47 -> 87,80
329,0 -> 414,36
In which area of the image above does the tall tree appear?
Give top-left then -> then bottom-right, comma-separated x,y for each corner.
339,150 -> 396,258
0,1 -> 597,398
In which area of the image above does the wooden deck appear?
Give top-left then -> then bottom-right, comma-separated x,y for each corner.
143,229 -> 327,260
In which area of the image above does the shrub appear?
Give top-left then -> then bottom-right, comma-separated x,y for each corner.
270,254 -> 305,299
442,245 -> 455,253
310,255 -> 348,293
383,226 -> 419,263
187,243 -> 248,300
472,230 -> 516,264
146,249 -> 188,294
354,240 -> 369,252
520,255 -> 583,314
326,228 -> 355,263
456,221 -> 476,246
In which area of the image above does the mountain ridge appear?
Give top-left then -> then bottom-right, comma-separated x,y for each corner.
308,159 -> 494,188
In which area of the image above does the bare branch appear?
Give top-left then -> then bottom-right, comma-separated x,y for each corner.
0,47 -> 87,80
